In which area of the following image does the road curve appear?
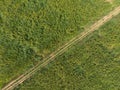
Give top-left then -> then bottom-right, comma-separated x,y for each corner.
2,6 -> 120,90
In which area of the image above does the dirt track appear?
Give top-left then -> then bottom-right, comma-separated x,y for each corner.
2,6 -> 120,90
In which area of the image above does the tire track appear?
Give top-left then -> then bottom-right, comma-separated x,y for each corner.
2,6 -> 120,90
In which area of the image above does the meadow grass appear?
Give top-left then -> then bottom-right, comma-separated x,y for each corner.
0,0 -> 119,88
15,14 -> 120,90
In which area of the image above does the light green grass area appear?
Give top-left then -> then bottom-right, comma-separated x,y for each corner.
0,0 -> 119,88
15,14 -> 120,90
114,0 -> 120,5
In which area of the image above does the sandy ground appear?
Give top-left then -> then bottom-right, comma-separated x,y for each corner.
105,0 -> 114,4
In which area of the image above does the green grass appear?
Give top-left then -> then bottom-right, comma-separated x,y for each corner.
114,0 -> 120,5
15,14 -> 120,90
0,0 -> 119,88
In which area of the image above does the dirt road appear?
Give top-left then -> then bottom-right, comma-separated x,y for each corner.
2,6 -> 120,90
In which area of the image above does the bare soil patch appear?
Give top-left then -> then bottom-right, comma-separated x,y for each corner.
105,0 -> 114,4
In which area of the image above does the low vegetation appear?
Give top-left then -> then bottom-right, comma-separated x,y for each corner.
0,0 -> 119,89
16,14 -> 120,90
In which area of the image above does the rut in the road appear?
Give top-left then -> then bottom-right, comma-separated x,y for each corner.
2,6 -> 120,90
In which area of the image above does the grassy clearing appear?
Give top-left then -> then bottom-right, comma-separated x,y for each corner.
0,0 -> 119,88
114,0 -> 120,5
15,14 -> 120,90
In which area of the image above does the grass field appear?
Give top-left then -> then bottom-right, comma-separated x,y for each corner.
0,0 -> 120,89
15,13 -> 120,90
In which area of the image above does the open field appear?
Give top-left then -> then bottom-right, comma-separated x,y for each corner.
1,0 -> 119,88
2,5 -> 120,90
15,13 -> 120,90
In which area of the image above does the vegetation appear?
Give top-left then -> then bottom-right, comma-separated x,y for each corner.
114,0 -> 120,5
15,14 -> 120,90
0,0 -> 119,89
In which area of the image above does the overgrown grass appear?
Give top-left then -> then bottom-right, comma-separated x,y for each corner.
15,14 -> 120,90
0,0 -> 119,88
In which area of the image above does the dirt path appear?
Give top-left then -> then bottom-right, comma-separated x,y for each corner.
105,0 -> 114,4
2,6 -> 120,90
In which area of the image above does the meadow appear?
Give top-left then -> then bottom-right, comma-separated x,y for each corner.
0,0 -> 119,88
15,13 -> 120,90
